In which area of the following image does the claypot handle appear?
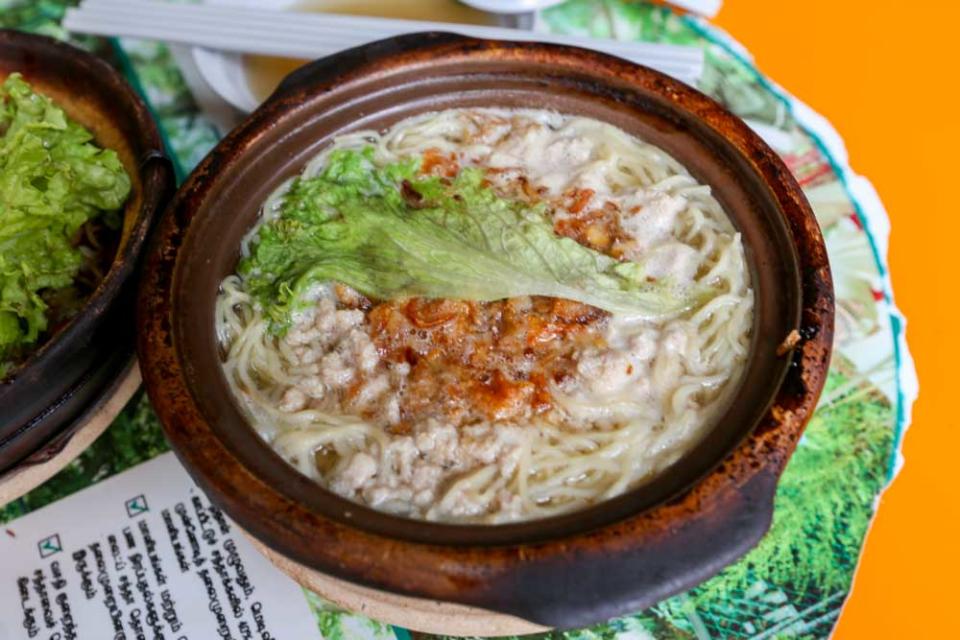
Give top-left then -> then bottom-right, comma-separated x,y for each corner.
270,31 -> 470,101
481,470 -> 779,628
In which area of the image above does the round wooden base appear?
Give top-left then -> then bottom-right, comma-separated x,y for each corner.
0,360 -> 140,506
244,534 -> 550,637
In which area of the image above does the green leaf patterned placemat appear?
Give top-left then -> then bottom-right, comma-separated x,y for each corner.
0,2 -> 917,638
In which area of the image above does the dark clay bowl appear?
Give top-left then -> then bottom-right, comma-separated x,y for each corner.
0,31 -> 173,474
138,33 -> 833,629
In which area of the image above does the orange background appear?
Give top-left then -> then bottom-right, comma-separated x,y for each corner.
712,0 -> 958,636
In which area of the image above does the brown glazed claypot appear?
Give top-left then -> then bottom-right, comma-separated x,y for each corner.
0,30 -> 173,473
137,33 -> 833,629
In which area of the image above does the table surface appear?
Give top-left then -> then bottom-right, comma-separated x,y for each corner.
714,1 -> 958,637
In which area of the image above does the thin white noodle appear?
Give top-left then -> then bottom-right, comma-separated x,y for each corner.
215,108 -> 753,523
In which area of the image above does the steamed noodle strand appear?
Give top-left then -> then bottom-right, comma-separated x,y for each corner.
216,108 -> 753,523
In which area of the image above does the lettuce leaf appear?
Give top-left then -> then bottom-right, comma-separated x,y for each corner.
242,147 -> 695,330
0,73 -> 131,374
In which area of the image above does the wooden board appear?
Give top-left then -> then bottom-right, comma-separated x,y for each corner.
0,360 -> 141,506
244,532 -> 550,637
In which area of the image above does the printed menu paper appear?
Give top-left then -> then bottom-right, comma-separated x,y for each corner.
0,453 -> 323,640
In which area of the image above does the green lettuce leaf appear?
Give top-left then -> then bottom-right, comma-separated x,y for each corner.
0,73 -> 131,373
242,147 -> 695,330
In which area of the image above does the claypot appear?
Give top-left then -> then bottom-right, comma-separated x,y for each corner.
137,33 -> 832,629
0,30 -> 173,473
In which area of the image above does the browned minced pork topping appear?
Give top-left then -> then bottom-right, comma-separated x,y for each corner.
366,296 -> 607,431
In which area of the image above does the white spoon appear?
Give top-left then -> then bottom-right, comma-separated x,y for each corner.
458,0 -> 566,14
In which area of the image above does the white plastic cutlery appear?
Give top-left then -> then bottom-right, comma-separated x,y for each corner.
63,0 -> 704,86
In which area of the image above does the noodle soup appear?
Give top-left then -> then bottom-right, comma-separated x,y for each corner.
216,109 -> 754,523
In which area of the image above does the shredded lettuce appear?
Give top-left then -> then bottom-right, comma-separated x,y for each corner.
0,73 -> 131,374
242,147 -> 695,330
